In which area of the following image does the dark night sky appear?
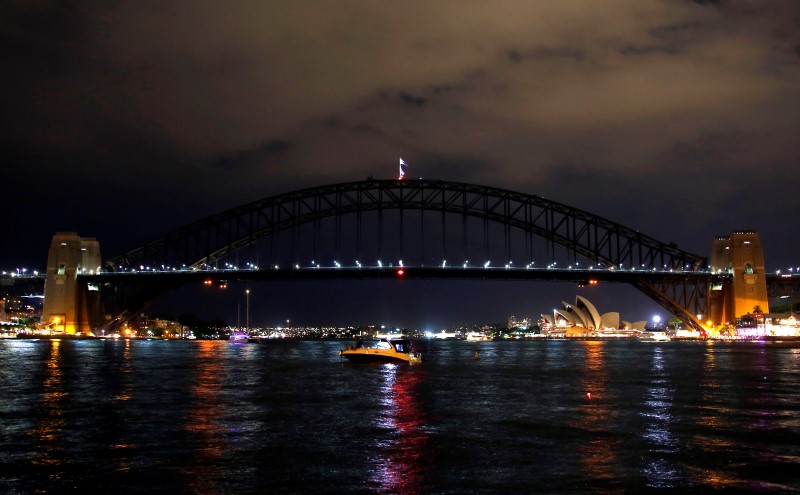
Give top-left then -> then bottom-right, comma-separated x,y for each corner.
2,1 -> 799,329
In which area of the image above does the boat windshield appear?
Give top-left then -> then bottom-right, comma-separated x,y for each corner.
391,340 -> 411,352
375,340 -> 392,350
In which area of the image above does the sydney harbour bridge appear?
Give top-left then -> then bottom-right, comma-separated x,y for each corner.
9,179 -> 799,334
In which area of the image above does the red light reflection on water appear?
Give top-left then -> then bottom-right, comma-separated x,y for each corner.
369,365 -> 430,495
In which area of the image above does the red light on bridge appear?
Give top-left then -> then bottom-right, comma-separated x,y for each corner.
396,269 -> 405,277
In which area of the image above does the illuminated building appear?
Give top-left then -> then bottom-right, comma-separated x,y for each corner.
540,295 -> 646,337
507,315 -> 531,329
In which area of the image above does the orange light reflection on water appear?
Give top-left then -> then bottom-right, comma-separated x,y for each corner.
688,341 -> 738,489
29,339 -> 67,480
181,340 -> 226,493
109,338 -> 135,469
369,364 -> 429,495
575,341 -> 622,489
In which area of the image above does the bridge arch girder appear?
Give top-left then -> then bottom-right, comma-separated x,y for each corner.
631,277 -> 713,331
107,179 -> 707,275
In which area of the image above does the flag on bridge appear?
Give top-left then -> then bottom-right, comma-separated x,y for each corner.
399,157 -> 409,180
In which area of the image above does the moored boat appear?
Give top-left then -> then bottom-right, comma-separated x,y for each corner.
339,338 -> 421,364
638,331 -> 671,342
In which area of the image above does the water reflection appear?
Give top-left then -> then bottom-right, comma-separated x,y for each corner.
691,342 -> 737,488
640,346 -> 680,488
369,364 -> 429,495
182,340 -> 226,493
113,339 -> 133,402
110,339 -> 135,471
29,340 -> 67,482
739,345 -> 796,492
576,341 -> 622,488
746,345 -> 775,433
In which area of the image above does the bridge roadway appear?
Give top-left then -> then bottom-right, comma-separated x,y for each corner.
78,266 -> 721,285
5,269 -> 800,296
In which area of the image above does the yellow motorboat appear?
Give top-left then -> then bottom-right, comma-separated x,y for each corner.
339,339 -> 422,364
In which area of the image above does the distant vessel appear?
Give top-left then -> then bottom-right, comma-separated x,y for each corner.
638,331 -> 671,342
671,329 -> 704,341
465,331 -> 492,342
229,331 -> 249,343
339,339 -> 421,364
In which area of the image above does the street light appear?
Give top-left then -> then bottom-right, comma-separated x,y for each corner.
246,289 -> 250,333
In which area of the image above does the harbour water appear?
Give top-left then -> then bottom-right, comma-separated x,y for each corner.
1,338 -> 799,494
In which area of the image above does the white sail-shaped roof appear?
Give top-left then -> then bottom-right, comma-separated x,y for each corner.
560,301 -> 590,328
570,305 -> 593,329
554,309 -> 581,326
600,312 -> 620,330
575,296 -> 602,330
622,320 -> 648,331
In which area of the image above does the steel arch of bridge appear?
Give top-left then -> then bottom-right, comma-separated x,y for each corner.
109,179 -> 706,270
105,179 -> 710,326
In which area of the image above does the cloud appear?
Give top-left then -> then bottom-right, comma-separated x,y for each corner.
2,0 -> 800,276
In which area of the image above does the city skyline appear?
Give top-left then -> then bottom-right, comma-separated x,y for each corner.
2,1 -> 799,327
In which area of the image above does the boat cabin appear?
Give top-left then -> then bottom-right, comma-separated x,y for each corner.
389,339 -> 413,353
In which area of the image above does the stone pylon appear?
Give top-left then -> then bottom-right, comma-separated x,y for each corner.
41,232 -> 103,335
708,230 -> 769,326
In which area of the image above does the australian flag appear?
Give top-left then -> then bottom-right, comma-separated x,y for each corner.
399,157 -> 409,180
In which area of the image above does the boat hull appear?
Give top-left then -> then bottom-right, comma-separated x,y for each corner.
339,348 -> 421,364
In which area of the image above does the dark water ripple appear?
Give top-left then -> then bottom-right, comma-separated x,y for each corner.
1,339 -> 799,494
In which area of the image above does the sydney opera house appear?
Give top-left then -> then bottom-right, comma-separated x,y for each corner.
540,295 -> 647,338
